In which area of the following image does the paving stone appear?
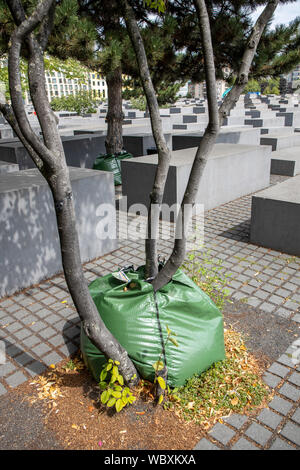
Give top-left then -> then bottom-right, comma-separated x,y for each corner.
27,303 -> 43,313
5,344 -> 21,358
42,351 -> 63,366
269,396 -> 293,415
255,290 -> 269,300
194,438 -> 220,450
0,382 -> 7,395
14,352 -> 35,367
22,336 -> 40,348
0,362 -> 16,377
245,422 -> 272,446
14,329 -> 31,341
5,371 -> 27,388
39,327 -> 57,339
48,335 -> 64,347
292,314 -> 300,323
262,371 -> 282,388
30,321 -> 47,333
288,372 -> 300,387
231,438 -> 259,450
268,363 -> 290,378
269,438 -> 296,450
59,342 -> 78,357
12,310 -> 30,320
64,326 -> 80,340
257,409 -> 283,430
260,302 -> 276,313
276,307 -> 292,319
208,422 -> 236,446
32,343 -> 51,356
261,284 -> 277,294
277,354 -> 296,368
6,323 -> 21,334
280,421 -> 300,446
291,409 -> 300,425
246,297 -> 261,308
224,414 -> 248,429
268,294 -> 284,306
25,361 -> 47,377
36,308 -> 53,320
279,383 -> 300,402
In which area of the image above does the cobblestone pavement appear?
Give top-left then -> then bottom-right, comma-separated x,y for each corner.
0,174 -> 299,449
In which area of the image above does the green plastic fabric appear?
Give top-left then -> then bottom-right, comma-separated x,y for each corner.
92,151 -> 133,185
80,267 -> 225,387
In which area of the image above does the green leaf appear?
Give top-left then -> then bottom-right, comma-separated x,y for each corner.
122,396 -> 128,405
107,398 -> 116,407
115,399 -> 124,412
158,394 -> 164,404
114,385 -> 122,392
157,376 -> 166,390
114,360 -> 120,366
169,337 -> 179,347
152,360 -> 164,371
112,391 -> 122,399
166,325 -> 171,335
118,374 -> 124,386
100,370 -> 107,381
101,390 -> 110,404
128,395 -> 136,404
106,363 -> 112,371
99,381 -> 107,390
112,366 -> 119,377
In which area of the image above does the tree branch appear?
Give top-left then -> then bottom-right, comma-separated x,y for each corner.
219,0 -> 280,123
7,0 -> 57,170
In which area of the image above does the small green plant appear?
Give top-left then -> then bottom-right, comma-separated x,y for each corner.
64,359 -> 76,370
99,359 -> 136,413
152,325 -> 179,404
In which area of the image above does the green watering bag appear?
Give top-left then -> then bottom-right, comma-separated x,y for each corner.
80,266 -> 225,387
93,151 -> 133,185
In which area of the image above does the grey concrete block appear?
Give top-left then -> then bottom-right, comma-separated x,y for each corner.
0,168 -> 117,298
250,175 -> 300,257
122,144 -> 271,220
0,134 -> 107,170
0,160 -> 19,174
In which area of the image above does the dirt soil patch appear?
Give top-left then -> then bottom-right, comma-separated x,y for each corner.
18,322 -> 271,450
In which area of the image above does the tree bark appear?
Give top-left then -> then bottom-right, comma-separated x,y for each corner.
105,66 -> 123,154
120,0 -> 172,279
4,0 -> 139,386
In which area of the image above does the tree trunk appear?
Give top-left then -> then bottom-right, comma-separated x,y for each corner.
46,162 -> 138,383
4,0 -> 139,386
105,66 -> 123,155
121,0 -> 172,280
